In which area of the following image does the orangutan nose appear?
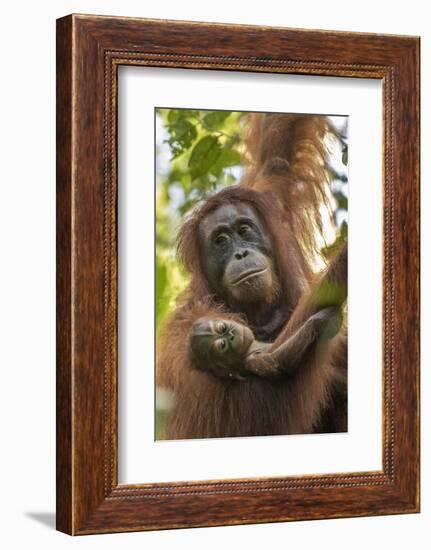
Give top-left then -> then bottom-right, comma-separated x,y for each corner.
234,249 -> 249,260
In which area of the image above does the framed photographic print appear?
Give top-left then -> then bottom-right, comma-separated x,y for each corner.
56,14 -> 420,535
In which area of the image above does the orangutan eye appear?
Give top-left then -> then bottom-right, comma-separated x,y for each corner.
238,224 -> 251,236
214,233 -> 230,246
214,339 -> 227,353
215,321 -> 227,334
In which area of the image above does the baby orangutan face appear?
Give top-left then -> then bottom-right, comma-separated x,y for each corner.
190,318 -> 255,377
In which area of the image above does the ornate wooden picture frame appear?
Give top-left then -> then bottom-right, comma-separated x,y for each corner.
56,14 -> 420,535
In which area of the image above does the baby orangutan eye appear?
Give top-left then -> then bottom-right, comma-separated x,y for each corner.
214,338 -> 227,353
215,321 -> 227,334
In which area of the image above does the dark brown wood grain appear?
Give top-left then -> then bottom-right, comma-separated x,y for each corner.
56,14 -> 420,535
56,16 -> 73,535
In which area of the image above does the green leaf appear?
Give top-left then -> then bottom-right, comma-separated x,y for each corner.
167,110 -> 179,123
203,111 -> 231,128
313,281 -> 347,309
342,145 -> 348,166
180,172 -> 192,191
209,147 -> 241,177
340,220 -> 348,239
166,120 -> 197,158
321,234 -> 345,259
167,109 -> 199,123
333,191 -> 348,211
188,136 -> 221,179
225,174 -> 237,186
168,169 -> 183,183
156,261 -> 169,330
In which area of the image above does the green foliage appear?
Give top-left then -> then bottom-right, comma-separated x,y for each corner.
321,222 -> 347,259
314,281 -> 347,309
189,135 -> 221,179
159,108 -> 244,196
202,110 -> 231,127
155,108 -> 245,332
166,119 -> 197,158
331,118 -> 348,241
333,190 -> 348,211
155,185 -> 190,333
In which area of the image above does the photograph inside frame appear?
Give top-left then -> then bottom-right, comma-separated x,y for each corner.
155,108 -> 348,441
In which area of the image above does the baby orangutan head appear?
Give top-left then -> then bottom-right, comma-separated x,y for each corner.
189,318 -> 255,379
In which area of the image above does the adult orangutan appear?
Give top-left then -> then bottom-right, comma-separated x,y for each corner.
156,113 -> 347,439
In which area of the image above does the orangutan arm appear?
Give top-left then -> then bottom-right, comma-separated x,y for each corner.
244,306 -> 341,378
241,244 -> 347,379
272,242 -> 347,347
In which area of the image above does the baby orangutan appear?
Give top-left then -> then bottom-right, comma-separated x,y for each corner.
190,307 -> 341,381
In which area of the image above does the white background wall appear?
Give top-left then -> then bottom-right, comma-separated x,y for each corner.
0,1 -> 427,548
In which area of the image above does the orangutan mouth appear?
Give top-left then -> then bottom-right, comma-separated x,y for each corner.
231,268 -> 268,286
